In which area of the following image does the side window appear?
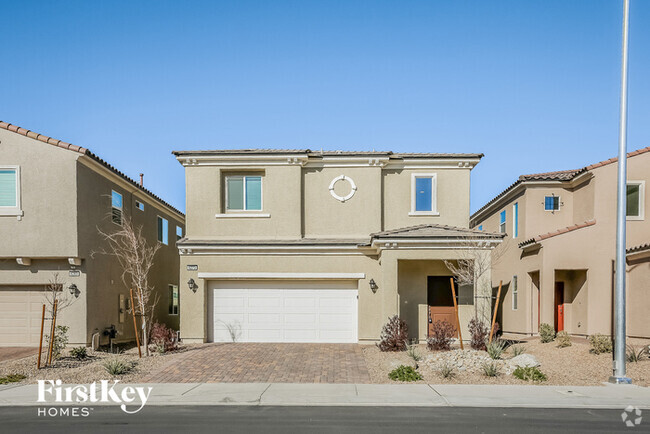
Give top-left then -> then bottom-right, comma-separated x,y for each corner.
176,226 -> 183,240
410,174 -> 437,214
135,200 -> 145,211
478,225 -> 483,231
226,176 -> 262,211
512,276 -> 518,310
626,182 -> 645,220
169,285 -> 179,315
544,195 -> 560,211
499,210 -> 506,234
111,190 -> 123,225
0,166 -> 21,216
157,216 -> 169,245
512,202 -> 519,238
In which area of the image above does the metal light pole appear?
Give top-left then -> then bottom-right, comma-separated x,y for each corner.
610,0 -> 632,384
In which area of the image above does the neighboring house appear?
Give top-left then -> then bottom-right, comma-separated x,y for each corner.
173,149 -> 503,344
0,122 -> 185,347
470,148 -> 650,339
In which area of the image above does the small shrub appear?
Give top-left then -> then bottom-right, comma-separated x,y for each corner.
388,365 -> 423,382
486,339 -> 507,360
406,343 -> 422,366
513,366 -> 547,382
468,317 -> 489,351
103,357 -> 134,376
626,345 -> 648,363
482,361 -> 500,377
511,344 -> 526,357
45,325 -> 69,360
427,320 -> 456,351
588,334 -> 612,355
556,331 -> 572,348
150,322 -> 178,354
70,346 -> 88,360
439,362 -> 455,379
377,315 -> 408,352
539,323 -> 555,343
0,374 -> 26,385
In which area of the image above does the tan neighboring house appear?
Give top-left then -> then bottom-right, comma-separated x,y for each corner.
0,122 -> 185,347
470,147 -> 650,339
174,149 -> 504,344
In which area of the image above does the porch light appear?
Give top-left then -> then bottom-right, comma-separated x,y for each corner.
68,284 -> 80,298
188,278 -> 198,293
369,279 -> 378,293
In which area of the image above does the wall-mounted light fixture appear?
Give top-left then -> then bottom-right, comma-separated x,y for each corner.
68,284 -> 80,298
188,278 -> 198,293
369,279 -> 378,293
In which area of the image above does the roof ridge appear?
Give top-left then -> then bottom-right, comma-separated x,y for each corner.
518,219 -> 596,248
0,120 -> 184,217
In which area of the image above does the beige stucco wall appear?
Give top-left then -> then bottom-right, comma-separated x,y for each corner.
627,256 -> 650,338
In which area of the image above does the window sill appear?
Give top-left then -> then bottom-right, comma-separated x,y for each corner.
408,211 -> 440,217
0,209 -> 24,220
215,213 -> 271,219
627,216 -> 644,221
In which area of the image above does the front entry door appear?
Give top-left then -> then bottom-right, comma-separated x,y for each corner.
427,276 -> 458,338
554,282 -> 565,332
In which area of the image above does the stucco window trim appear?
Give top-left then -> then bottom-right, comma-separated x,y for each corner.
0,165 -> 23,219
410,173 -> 438,216
511,275 -> 518,311
626,180 -> 645,221
544,195 -> 561,212
215,213 -> 271,218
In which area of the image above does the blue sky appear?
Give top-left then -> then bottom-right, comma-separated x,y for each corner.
2,1 -> 648,214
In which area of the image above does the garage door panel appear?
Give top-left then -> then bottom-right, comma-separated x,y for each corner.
0,289 -> 47,346
209,280 -> 358,343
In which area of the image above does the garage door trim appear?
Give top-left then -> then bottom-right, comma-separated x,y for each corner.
199,272 -> 365,280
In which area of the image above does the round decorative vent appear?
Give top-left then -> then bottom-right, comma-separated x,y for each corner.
329,175 -> 357,202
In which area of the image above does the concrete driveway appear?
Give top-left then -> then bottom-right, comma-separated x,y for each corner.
143,343 -> 371,383
0,347 -> 37,363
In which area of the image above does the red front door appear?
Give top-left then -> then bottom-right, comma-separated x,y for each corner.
554,282 -> 565,332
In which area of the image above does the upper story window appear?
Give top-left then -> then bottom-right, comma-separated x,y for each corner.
0,166 -> 21,217
176,225 -> 183,240
478,225 -> 483,231
512,202 -> 519,238
410,173 -> 438,215
499,210 -> 506,233
135,200 -> 145,211
544,195 -> 560,211
157,216 -> 169,245
627,181 -> 645,220
226,176 -> 262,211
111,190 -> 123,225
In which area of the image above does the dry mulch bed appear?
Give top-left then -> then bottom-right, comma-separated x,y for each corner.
363,337 -> 650,386
0,344 -> 206,385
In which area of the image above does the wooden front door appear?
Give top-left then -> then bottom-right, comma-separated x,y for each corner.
427,276 -> 458,338
554,282 -> 565,332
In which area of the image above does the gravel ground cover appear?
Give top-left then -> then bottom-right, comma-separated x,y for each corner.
363,337 -> 650,385
0,344 -> 206,385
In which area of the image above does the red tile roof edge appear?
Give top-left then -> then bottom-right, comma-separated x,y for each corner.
518,219 -> 597,248
627,243 -> 650,255
0,121 -> 184,217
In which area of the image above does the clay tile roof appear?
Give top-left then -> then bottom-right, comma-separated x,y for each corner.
0,121 -> 184,217
518,219 -> 596,248
627,243 -> 650,255
471,146 -> 650,223
370,223 -> 504,239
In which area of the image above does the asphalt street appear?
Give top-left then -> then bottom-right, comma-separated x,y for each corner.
0,406 -> 641,433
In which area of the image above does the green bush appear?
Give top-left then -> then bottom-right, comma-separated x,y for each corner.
486,339 -> 507,360
70,346 -> 88,360
0,374 -> 26,384
556,331 -> 572,348
45,325 -> 69,360
511,344 -> 526,357
539,323 -> 555,343
482,362 -> 500,377
103,357 -> 134,376
513,366 -> 547,382
388,365 -> 423,382
588,334 -> 612,355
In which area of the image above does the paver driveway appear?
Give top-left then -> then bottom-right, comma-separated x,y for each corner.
143,343 -> 371,383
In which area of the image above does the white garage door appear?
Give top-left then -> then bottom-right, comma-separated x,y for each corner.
0,286 -> 47,347
208,280 -> 358,343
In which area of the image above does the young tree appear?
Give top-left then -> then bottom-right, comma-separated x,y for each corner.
45,272 -> 78,316
94,216 -> 161,356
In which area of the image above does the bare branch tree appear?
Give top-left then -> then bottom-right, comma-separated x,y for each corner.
93,215 -> 161,356
45,272 -> 78,316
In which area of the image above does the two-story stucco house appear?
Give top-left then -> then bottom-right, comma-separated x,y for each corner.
470,147 -> 650,339
174,149 -> 503,344
0,122 -> 185,347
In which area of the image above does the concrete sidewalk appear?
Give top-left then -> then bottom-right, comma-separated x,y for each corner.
0,382 -> 649,409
